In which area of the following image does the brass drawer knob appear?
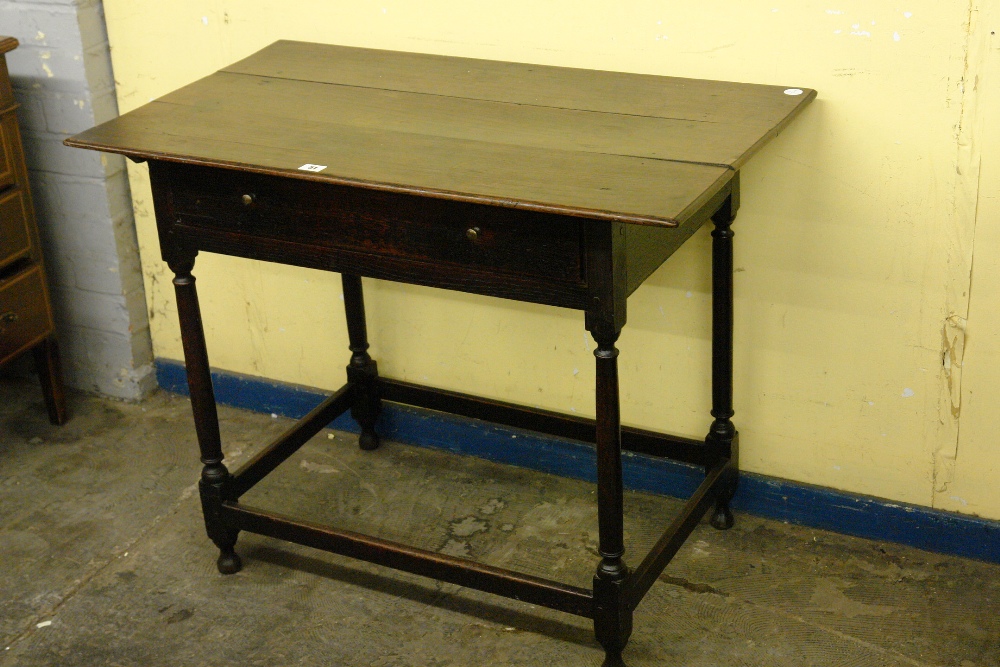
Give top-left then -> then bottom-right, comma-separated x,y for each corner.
0,311 -> 18,333
241,193 -> 255,206
466,227 -> 479,241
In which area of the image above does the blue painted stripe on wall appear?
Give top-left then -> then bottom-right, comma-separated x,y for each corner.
155,359 -> 1000,564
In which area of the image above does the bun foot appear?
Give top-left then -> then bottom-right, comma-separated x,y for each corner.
710,503 -> 734,530
601,651 -> 627,667
217,549 -> 242,574
359,429 -> 380,451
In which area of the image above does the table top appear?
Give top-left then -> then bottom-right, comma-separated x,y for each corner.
66,40 -> 814,227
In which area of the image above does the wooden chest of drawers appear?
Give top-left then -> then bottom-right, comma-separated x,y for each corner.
0,36 -> 66,424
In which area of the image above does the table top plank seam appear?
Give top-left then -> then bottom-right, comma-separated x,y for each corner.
66,133 -> 696,227
158,69 -> 814,171
217,68 -> 727,126
225,40 -> 813,128
158,71 -> 766,168
149,94 -> 742,171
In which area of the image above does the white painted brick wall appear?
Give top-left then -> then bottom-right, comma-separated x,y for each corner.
0,0 -> 154,398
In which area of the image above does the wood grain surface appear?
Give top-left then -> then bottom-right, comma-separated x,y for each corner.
0,37 -> 18,57
66,40 -> 815,227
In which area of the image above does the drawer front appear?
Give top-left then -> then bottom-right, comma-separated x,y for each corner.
0,265 -> 52,362
0,57 -> 14,113
0,189 -> 31,268
165,164 -> 584,285
0,118 -> 14,191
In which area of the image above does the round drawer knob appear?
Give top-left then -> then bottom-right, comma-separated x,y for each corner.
241,193 -> 255,206
466,227 -> 480,241
0,311 -> 18,333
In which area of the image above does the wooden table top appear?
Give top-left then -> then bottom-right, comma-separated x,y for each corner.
66,40 -> 814,227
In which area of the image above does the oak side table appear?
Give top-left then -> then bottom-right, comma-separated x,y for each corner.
67,41 -> 814,660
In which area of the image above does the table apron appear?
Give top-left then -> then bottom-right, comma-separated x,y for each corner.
173,222 -> 594,310
152,161 -> 597,310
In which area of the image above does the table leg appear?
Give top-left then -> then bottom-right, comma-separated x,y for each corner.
591,330 -> 633,656
170,253 -> 241,574
31,336 -> 67,425
342,274 -> 381,451
707,199 -> 739,531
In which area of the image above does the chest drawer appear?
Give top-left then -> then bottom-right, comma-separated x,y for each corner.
0,119 -> 14,191
0,189 -> 31,268
163,164 -> 585,286
0,265 -> 53,363
0,55 -> 13,113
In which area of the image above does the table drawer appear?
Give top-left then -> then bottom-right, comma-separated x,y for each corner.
0,117 -> 14,191
166,165 -> 584,285
0,265 -> 52,362
0,188 -> 31,268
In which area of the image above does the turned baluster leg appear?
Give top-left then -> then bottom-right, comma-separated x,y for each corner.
342,274 -> 381,451
592,330 -> 633,656
707,196 -> 740,531
170,253 -> 241,574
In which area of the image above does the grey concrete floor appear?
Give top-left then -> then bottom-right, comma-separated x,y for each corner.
0,377 -> 998,667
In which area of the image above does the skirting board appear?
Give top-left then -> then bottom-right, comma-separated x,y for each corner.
155,358 -> 1000,564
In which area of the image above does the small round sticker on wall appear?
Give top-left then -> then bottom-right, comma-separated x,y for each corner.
784,88 -> 804,96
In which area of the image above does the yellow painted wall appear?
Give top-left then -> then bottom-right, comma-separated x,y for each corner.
951,1 -> 1000,517
101,1 -> 1000,519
